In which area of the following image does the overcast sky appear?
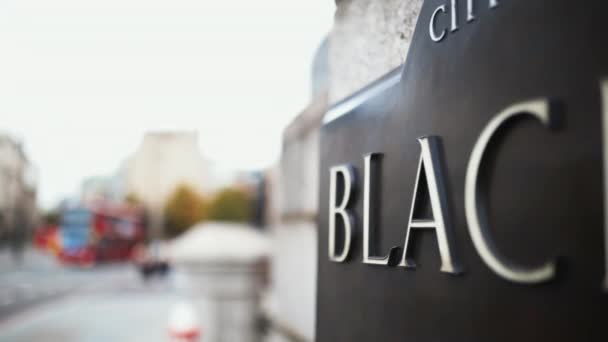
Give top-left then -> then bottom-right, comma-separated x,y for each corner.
0,0 -> 334,209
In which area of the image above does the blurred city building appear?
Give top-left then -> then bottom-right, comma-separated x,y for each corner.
78,131 -> 266,240
80,174 -> 124,204
0,133 -> 38,249
125,131 -> 209,206
122,131 -> 210,239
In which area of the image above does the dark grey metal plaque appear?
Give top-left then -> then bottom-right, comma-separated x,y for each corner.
317,0 -> 608,340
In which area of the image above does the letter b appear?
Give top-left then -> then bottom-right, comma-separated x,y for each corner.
329,165 -> 356,263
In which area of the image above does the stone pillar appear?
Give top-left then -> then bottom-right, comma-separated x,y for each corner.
329,0 -> 423,103
171,222 -> 269,342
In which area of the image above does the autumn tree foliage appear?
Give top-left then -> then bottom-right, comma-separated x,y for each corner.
207,187 -> 252,223
164,184 -> 207,238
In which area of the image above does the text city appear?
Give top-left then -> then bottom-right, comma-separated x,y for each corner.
430,0 -> 499,42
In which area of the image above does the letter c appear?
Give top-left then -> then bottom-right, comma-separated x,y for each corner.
465,99 -> 557,284
430,5 -> 447,43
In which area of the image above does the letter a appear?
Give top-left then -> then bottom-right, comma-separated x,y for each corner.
400,136 -> 462,274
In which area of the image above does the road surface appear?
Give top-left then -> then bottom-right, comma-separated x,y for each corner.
0,248 -> 180,341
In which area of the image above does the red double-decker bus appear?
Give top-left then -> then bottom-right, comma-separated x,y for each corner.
56,202 -> 147,266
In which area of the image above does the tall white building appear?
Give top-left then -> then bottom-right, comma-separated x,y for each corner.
124,131 -> 210,238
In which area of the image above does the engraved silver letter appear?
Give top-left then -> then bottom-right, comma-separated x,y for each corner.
329,165 -> 355,263
430,5 -> 447,43
467,0 -> 475,22
465,99 -> 556,284
450,0 -> 458,32
400,136 -> 462,274
601,80 -> 608,290
363,154 -> 402,266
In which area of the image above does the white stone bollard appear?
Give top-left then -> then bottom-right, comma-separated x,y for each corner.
171,222 -> 270,342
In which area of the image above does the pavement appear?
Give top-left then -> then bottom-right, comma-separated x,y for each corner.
0,292 -> 179,342
0,247 -> 181,342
